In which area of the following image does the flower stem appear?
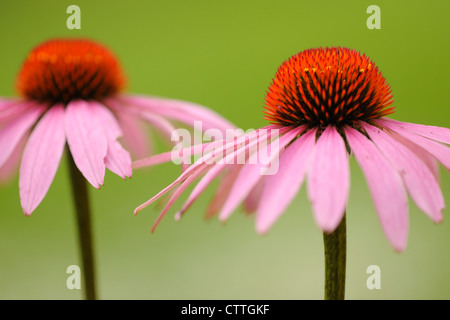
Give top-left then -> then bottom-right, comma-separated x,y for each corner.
67,150 -> 97,300
323,213 -> 346,300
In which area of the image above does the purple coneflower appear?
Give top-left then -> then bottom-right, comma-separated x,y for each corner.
135,47 -> 449,299
0,38 -> 233,299
0,38 -> 233,214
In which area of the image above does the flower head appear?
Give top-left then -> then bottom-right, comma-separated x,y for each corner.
264,47 -> 394,127
135,47 -> 450,252
0,38 -> 234,215
16,39 -> 125,103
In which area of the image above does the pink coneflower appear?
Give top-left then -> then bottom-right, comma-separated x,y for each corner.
0,38 -> 233,299
135,47 -> 449,298
0,38 -> 233,215
136,47 -> 449,250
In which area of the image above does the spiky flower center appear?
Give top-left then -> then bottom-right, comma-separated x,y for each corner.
264,47 -> 394,128
16,38 -> 125,104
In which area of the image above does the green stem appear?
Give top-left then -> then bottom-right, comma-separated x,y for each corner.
323,213 -> 346,300
67,151 -> 97,300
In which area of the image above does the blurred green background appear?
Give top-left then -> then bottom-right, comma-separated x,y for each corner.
0,0 -> 449,300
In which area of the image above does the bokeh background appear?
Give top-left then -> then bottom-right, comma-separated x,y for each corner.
0,0 -> 449,300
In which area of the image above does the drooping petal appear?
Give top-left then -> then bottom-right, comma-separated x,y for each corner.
132,140 -> 221,169
364,123 -> 444,223
0,105 -> 45,168
175,163 -> 228,220
90,102 -> 133,179
133,150 -> 182,169
90,101 -> 122,140
376,119 -> 450,170
0,134 -> 27,183
65,100 -> 108,188
138,112 -> 180,146
104,140 -> 132,179
119,95 -> 236,132
115,111 -> 152,159
388,130 -> 440,181
133,125 -> 277,169
346,126 -> 409,252
219,127 -> 301,222
19,105 -> 66,215
256,129 -> 316,234
206,164 -> 243,218
150,173 -> 199,233
379,118 -> 450,145
243,177 -> 265,214
307,126 -> 349,233
134,162 -> 211,215
135,131 -> 249,215
134,126 -> 275,214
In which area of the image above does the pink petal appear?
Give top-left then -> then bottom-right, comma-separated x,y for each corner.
0,100 -> 34,126
129,107 -> 196,172
134,126 -> 275,214
0,105 -> 45,168
243,177 -> 265,214
120,95 -> 236,132
175,163 -> 228,220
135,145 -> 228,214
219,127 -> 301,222
364,123 -> 444,223
377,119 -> 450,170
150,173 -> 199,233
133,138 -> 230,169
133,125 -> 278,169
90,102 -> 133,179
19,105 -> 66,215
90,101 -> 122,140
135,156 -> 218,215
389,131 -> 440,181
346,126 -> 409,252
0,134 -> 27,183
65,100 -> 108,188
206,165 -> 243,218
0,98 -> 16,111
162,126 -> 276,219
307,127 -> 349,233
138,112 -> 179,146
134,162 -> 211,215
104,140 -> 132,179
115,111 -> 152,160
379,118 -> 450,145
256,129 -> 316,233
133,150 -> 181,169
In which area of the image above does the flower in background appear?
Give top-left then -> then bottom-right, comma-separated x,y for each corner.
0,38 -> 234,215
135,47 -> 449,252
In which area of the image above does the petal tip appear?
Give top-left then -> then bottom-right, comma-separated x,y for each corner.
393,246 -> 406,254
316,217 -> 341,235
390,238 -> 407,253
219,217 -> 227,225
150,221 -> 160,234
256,224 -> 270,235
23,210 -> 32,217
90,181 -> 101,189
434,214 -> 444,224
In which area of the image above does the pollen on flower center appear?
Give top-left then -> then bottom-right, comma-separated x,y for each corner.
16,38 -> 125,104
264,47 -> 395,128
